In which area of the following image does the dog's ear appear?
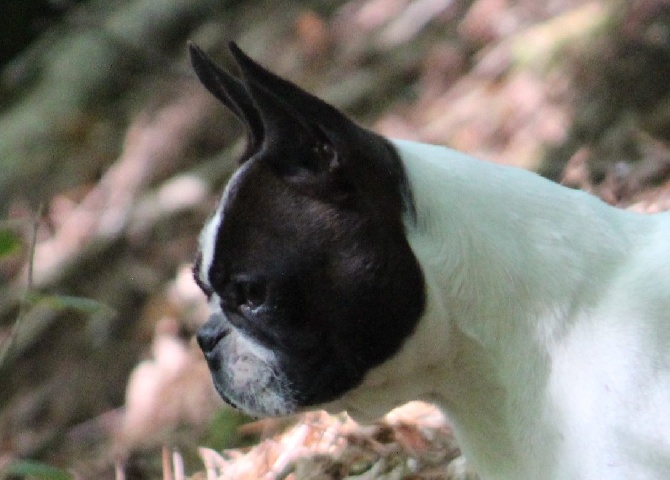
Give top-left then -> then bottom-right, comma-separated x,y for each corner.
188,42 -> 263,159
227,42 -> 347,131
227,42 -> 355,195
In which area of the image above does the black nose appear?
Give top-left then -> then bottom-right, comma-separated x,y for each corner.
196,314 -> 230,353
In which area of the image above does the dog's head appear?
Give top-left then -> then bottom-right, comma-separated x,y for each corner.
190,42 -> 425,417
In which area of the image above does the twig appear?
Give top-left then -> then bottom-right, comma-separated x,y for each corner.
198,447 -> 228,480
172,450 -> 185,480
0,203 -> 43,368
162,446 -> 173,480
114,461 -> 126,480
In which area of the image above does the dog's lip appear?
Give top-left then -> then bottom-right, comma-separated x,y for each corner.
196,313 -> 231,354
201,335 -> 226,360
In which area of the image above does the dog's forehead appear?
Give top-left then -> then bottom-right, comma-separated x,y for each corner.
197,158 -> 259,289
197,155 -> 311,288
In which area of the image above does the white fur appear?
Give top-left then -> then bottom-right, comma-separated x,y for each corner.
198,160 -> 298,417
208,297 -> 296,416
198,160 -> 254,290
198,211 -> 220,289
326,140 -> 670,479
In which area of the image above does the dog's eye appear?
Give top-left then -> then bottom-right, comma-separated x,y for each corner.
222,277 -> 267,312
313,142 -> 339,171
237,280 -> 266,309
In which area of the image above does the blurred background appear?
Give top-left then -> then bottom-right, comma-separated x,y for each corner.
1,0 -> 670,478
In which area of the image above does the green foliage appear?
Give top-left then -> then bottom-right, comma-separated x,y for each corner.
0,294 -> 116,370
203,408 -> 257,452
0,228 -> 21,258
26,293 -> 116,319
1,460 -> 73,480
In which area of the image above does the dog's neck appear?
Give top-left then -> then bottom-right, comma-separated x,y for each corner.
399,138 -> 641,346
351,140 -> 648,477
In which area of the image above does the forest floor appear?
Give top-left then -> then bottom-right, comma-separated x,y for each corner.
1,0 -> 670,478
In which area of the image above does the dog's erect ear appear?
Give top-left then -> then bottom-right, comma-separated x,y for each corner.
188,42 -> 263,158
190,41 -> 361,198
227,42 -> 353,185
227,42 -> 347,131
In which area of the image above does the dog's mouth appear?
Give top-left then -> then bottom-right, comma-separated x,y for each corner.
195,314 -> 240,409
196,313 -> 231,359
211,378 -> 241,410
195,313 -> 298,417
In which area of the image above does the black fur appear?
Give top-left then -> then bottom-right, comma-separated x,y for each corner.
190,42 -> 425,409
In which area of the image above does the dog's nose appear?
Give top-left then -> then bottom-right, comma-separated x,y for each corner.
196,313 -> 230,353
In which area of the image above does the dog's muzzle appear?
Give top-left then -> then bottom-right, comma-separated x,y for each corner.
196,313 -> 230,359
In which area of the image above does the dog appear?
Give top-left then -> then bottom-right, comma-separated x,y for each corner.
188,42 -> 670,479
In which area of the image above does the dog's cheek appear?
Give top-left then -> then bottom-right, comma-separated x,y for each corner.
210,331 -> 297,417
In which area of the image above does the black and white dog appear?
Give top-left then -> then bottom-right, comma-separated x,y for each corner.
189,42 -> 670,479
